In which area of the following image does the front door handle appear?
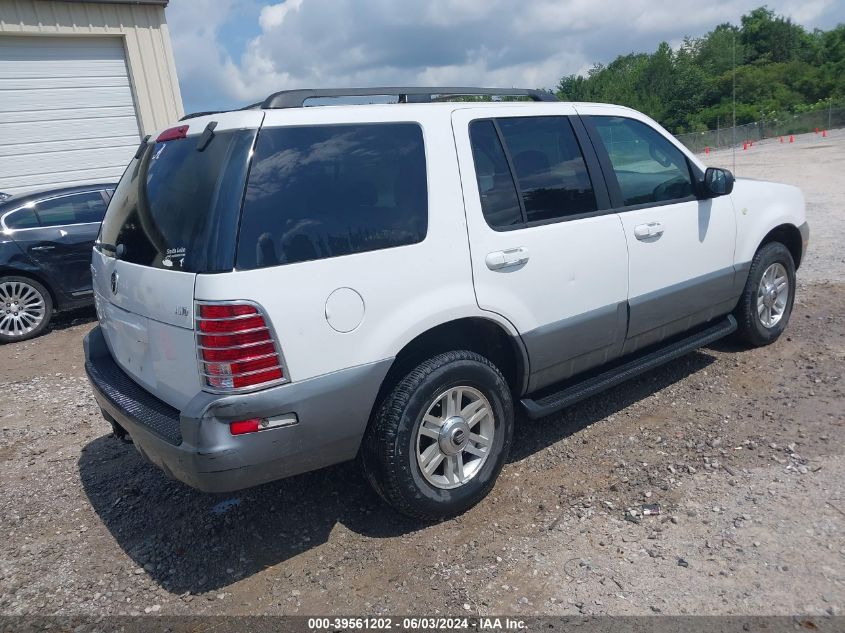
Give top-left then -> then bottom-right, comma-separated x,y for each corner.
486,247 -> 529,270
30,245 -> 56,251
634,222 -> 664,240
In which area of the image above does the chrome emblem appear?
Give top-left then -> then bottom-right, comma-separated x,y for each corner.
110,271 -> 119,295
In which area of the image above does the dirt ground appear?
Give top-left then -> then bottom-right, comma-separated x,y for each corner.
1,131 -> 843,618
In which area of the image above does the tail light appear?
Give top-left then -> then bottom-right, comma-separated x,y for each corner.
195,301 -> 287,393
156,125 -> 189,142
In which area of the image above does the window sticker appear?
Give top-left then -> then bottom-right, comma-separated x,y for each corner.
162,247 -> 186,268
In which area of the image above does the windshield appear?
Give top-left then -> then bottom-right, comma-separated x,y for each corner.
98,128 -> 257,273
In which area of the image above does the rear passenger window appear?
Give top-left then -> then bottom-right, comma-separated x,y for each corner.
497,117 -> 597,223
237,123 -> 427,269
589,116 -> 694,206
4,208 -> 39,229
35,192 -> 106,227
468,121 -> 523,229
468,116 -> 597,229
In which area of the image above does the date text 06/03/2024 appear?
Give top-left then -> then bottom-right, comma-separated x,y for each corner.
307,616 -> 526,630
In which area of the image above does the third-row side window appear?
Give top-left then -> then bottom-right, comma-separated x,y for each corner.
237,123 -> 428,269
469,116 -> 597,230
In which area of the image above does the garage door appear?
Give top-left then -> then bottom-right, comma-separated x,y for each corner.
0,35 -> 141,195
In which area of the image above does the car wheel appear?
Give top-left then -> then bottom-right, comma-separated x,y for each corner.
734,242 -> 796,347
362,350 -> 514,521
0,276 -> 53,343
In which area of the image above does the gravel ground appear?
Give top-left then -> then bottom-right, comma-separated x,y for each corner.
0,131 -> 843,618
703,127 -> 845,283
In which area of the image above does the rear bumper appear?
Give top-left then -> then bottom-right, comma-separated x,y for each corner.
83,325 -> 391,493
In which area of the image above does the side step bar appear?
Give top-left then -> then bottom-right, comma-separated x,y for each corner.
520,315 -> 737,420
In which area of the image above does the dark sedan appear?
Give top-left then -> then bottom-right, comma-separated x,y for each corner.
0,183 -> 115,342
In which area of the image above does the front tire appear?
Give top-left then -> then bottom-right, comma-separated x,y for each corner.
734,242 -> 796,347
0,276 -> 52,343
362,350 -> 514,521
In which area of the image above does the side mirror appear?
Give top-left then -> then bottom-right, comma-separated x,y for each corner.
702,167 -> 735,198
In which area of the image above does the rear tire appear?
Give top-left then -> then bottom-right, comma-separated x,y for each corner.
0,276 -> 52,343
733,242 -> 796,347
362,350 -> 514,521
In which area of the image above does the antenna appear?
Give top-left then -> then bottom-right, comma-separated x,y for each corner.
732,32 -> 737,173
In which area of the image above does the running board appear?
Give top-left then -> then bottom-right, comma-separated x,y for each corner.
520,315 -> 737,420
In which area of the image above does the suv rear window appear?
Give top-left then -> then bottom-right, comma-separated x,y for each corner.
236,123 -> 427,269
99,129 -> 257,272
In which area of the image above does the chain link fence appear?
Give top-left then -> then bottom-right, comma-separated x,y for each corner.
675,107 -> 845,153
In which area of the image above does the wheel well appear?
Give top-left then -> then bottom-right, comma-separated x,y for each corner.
760,224 -> 803,268
0,267 -> 57,309
371,318 -> 527,417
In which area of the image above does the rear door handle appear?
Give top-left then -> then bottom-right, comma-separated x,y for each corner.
30,245 -> 56,251
486,247 -> 529,270
634,222 -> 664,240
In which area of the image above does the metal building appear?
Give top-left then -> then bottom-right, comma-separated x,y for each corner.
0,0 -> 184,194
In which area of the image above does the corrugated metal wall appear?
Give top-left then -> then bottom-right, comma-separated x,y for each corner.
0,34 -> 142,192
0,0 -> 184,135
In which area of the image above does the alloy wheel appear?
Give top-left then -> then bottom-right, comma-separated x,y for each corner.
415,386 -> 495,490
0,280 -> 46,339
757,262 -> 789,328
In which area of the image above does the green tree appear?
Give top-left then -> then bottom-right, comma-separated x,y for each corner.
555,6 -> 844,134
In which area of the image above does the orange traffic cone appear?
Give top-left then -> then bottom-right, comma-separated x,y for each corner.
822,129 -> 827,137
789,135 -> 795,143
815,127 -> 819,134
743,141 -> 748,150
705,146 -> 710,155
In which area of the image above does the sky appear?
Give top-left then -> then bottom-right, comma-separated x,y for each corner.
166,0 -> 845,115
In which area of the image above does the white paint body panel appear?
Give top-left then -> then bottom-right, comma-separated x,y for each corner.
92,248 -> 199,409
194,106 -> 499,383
450,105 -> 628,333
617,197 -> 736,302
0,36 -> 140,194
731,178 -> 806,265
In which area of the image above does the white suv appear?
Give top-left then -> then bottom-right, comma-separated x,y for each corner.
84,87 -> 809,519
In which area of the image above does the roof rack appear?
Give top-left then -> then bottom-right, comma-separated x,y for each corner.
260,87 -> 558,109
179,110 -> 224,121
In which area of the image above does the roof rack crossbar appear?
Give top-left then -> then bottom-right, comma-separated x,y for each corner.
261,87 -> 558,109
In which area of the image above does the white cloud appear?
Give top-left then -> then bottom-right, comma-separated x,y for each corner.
166,0 -> 845,112
777,0 -> 834,25
259,0 -> 303,30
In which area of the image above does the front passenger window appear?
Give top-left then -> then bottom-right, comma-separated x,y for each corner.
590,116 -> 694,207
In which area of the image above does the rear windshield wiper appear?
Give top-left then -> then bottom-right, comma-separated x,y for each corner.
134,135 -> 151,159
95,242 -> 125,259
196,121 -> 218,152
